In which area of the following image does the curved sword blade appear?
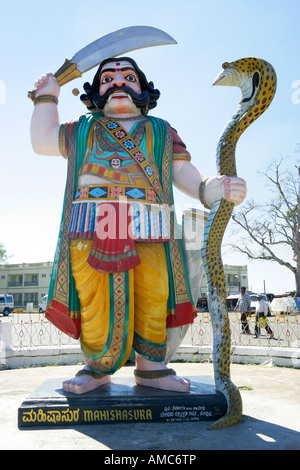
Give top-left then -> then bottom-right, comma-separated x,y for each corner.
72,25 -> 177,73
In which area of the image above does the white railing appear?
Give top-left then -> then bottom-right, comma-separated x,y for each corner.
1,310 -> 299,350
184,310 -> 300,349
2,313 -> 78,348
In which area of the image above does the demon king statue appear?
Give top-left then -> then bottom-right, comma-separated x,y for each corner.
30,29 -> 246,396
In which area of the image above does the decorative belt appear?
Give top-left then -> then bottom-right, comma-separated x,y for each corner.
68,200 -> 170,243
74,184 -> 161,205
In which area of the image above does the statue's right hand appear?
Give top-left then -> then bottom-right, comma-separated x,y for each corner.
34,73 -> 60,98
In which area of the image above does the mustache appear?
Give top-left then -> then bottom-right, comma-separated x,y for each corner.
82,84 -> 151,111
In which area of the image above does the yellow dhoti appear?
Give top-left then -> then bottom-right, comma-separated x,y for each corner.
70,240 -> 169,374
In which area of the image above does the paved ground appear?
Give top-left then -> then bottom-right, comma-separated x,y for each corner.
0,362 -> 299,451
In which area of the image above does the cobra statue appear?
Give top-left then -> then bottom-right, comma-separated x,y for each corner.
202,58 -> 277,429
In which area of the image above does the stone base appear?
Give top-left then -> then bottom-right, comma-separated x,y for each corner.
18,376 -> 227,428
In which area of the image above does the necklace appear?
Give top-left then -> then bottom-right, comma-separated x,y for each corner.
105,114 -> 145,122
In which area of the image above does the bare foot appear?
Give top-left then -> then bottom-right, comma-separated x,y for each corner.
63,366 -> 111,394
134,354 -> 190,393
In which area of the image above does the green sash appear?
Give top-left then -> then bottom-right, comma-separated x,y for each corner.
46,113 -> 101,338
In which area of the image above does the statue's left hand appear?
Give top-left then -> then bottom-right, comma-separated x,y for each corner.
171,161 -> 246,207
204,175 -> 247,208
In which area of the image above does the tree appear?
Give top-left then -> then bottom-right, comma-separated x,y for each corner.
0,243 -> 9,264
228,156 -> 300,296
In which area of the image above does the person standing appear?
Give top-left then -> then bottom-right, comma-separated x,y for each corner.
255,294 -> 274,338
235,287 -> 251,334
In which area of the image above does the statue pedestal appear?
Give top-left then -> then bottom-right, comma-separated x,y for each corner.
18,376 -> 226,428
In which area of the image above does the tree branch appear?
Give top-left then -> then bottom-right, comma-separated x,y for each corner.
229,156 -> 299,289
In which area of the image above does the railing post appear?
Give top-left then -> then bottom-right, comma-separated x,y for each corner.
0,320 -> 12,366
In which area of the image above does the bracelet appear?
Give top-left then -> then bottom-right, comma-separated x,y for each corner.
199,178 -> 211,210
33,95 -> 58,106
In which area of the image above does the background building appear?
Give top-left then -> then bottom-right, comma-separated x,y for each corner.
182,208 -> 248,308
200,264 -> 248,297
0,262 -> 53,308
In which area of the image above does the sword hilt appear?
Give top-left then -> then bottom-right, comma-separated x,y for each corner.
28,58 -> 82,101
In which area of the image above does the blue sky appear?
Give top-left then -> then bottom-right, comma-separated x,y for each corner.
0,0 -> 299,294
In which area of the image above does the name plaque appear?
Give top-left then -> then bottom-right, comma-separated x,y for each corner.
18,376 -> 227,428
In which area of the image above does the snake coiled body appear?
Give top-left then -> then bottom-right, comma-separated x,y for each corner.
202,58 -> 277,429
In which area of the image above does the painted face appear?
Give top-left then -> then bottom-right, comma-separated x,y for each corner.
99,60 -> 142,116
110,157 -> 121,169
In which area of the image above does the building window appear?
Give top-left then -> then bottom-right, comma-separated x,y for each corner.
24,274 -> 38,287
227,274 -> 240,288
8,275 -> 23,287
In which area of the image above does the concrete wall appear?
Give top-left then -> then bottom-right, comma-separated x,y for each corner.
173,345 -> 300,369
1,343 -> 299,370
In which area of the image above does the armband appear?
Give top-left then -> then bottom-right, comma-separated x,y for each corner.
33,95 -> 58,106
199,178 -> 211,209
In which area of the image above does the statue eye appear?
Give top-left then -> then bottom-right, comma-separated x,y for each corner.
102,76 -> 113,84
222,62 -> 229,69
126,74 -> 136,82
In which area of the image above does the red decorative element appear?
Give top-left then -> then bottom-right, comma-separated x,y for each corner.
166,302 -> 197,328
79,187 -> 88,198
87,202 -> 140,272
45,300 -> 81,339
110,186 -> 123,198
147,189 -> 156,202
171,127 -> 191,157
